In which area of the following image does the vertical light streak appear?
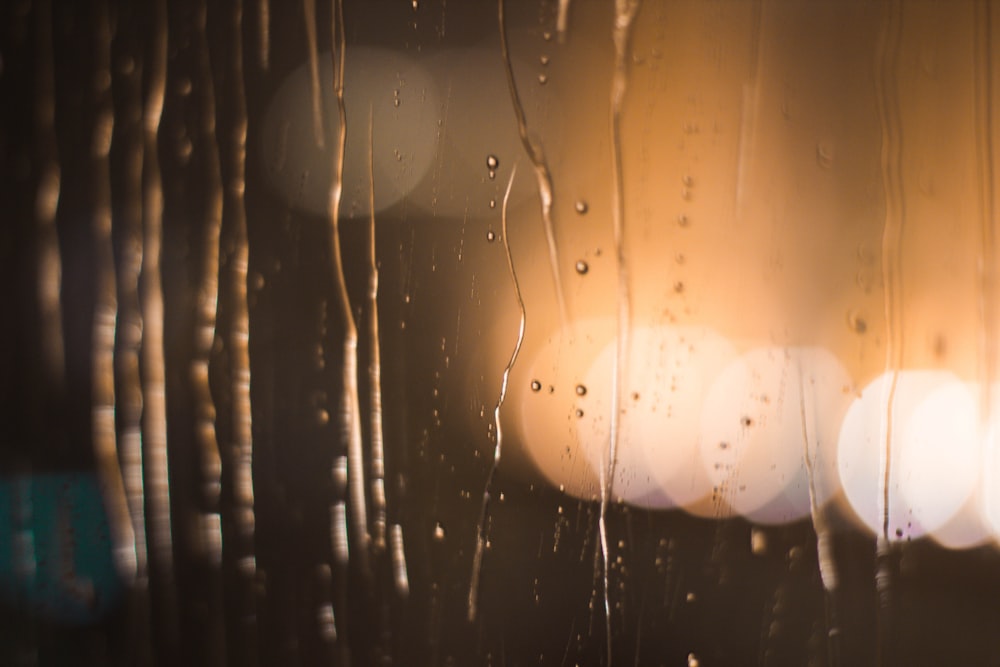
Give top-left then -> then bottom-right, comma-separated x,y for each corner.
498,0 -> 569,328
390,523 -> 409,598
227,0 -> 256,542
141,0 -> 175,573
975,0 -> 997,516
797,364 -> 841,667
468,165 -> 522,622
556,0 -> 570,42
367,104 -> 388,552
600,2 -> 639,664
258,0 -> 270,71
332,500 -> 349,566
874,1 -> 904,660
302,0 -> 325,148
33,0 -> 64,390
327,0 -> 371,567
90,0 -> 137,581
193,0 -> 224,522
114,15 -> 149,586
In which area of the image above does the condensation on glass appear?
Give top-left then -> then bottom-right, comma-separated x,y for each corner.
0,0 -> 998,665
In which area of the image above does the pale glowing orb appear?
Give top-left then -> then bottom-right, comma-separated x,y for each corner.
515,320 -> 737,512
699,347 -> 852,525
260,47 -> 438,218
837,372 -> 980,542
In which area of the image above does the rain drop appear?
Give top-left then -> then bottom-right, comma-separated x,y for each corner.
575,409 -> 584,418
537,73 -> 548,85
540,55 -> 550,66
574,260 -> 589,274
816,141 -> 835,169
486,230 -> 496,242
433,522 -> 446,541
574,200 -> 588,214
847,310 -> 867,334
677,213 -> 689,227
575,384 -> 587,396
486,154 -> 499,170
531,379 -> 542,392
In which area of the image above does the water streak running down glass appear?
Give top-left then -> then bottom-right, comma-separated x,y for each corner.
1,1 -> 998,665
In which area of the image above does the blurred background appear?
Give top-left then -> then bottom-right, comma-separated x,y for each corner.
1,0 -> 999,664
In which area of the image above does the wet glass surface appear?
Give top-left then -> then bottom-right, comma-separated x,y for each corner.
2,0 -> 1000,665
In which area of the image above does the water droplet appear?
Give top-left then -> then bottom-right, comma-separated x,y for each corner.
575,384 -> 587,396
316,408 -> 330,425
673,281 -> 685,293
574,200 -> 589,215
543,31 -> 552,41
531,379 -> 542,392
537,73 -> 548,85
630,391 -> 640,401
486,230 -> 496,242
486,154 -> 499,170
574,260 -> 589,274
688,652 -> 700,667
489,198 -> 496,209
176,77 -> 192,96
677,214 -> 689,227
816,141 -> 835,168
433,522 -> 446,541
682,174 -> 694,187
681,188 -> 692,201
540,55 -> 550,66
847,310 -> 867,334
575,409 -> 584,418
740,415 -> 753,427
675,253 -> 685,264
559,484 -> 565,493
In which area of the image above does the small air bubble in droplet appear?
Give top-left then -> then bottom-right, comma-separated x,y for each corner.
531,380 -> 542,392
574,260 -> 589,274
574,200 -> 588,214
537,73 -> 548,85
486,230 -> 496,242
575,384 -> 587,396
486,154 -> 499,170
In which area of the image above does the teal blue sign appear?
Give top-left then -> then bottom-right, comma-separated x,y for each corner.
0,473 -> 126,624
